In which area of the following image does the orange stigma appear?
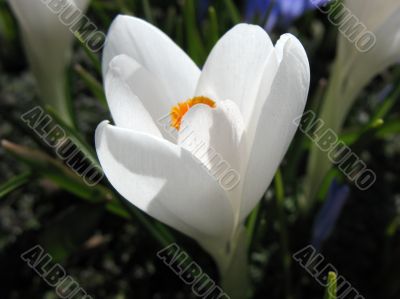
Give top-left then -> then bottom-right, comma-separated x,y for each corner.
170,96 -> 216,130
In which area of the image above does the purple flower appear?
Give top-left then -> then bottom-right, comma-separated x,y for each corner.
244,0 -> 270,21
312,179 -> 350,250
245,0 -> 330,31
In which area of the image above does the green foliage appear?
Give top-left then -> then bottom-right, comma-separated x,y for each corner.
74,64 -> 107,108
324,272 -> 337,299
0,171 -> 31,199
183,0 -> 207,65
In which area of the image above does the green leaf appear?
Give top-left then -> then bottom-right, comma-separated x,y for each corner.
2,140 -> 99,200
77,36 -> 102,75
175,16 -> 184,47
142,0 -> 154,24
274,169 -> 292,298
0,171 -> 32,198
0,3 -> 17,41
183,0 -> 207,65
1,140 -> 132,221
74,64 -> 107,108
206,6 -> 219,50
376,119 -> 400,137
103,198 -> 130,219
165,7 -> 177,36
115,0 -> 133,15
222,0 -> 241,24
275,169 -> 285,202
154,222 -> 176,245
246,201 -> 262,254
386,216 -> 400,237
324,271 -> 337,299
340,118 -> 385,146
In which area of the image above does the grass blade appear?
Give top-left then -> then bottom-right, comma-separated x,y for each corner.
274,169 -> 292,299
2,140 -> 99,200
207,6 -> 219,50
183,0 -> 207,65
74,64 -> 107,108
142,0 -> 154,24
0,171 -> 32,198
324,272 -> 337,299
222,0 -> 241,24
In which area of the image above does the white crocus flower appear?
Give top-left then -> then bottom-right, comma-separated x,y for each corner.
8,0 -> 90,125
305,0 -> 400,205
95,15 -> 309,285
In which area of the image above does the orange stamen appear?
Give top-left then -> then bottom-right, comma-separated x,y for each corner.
170,96 -> 216,130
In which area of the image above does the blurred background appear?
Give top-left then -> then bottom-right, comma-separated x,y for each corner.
0,0 -> 399,298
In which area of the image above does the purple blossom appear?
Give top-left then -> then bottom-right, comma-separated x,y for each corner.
312,179 -> 350,250
245,0 -> 330,31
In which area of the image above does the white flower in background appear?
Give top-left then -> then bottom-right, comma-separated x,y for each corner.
305,0 -> 400,204
337,0 -> 400,125
96,16 -> 309,273
8,0 -> 90,125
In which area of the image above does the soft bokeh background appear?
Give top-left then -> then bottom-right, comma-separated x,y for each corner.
0,0 -> 399,298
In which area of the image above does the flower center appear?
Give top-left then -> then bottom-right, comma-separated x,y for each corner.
170,96 -> 216,130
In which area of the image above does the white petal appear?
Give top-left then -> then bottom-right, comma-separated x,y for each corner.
104,55 -> 165,138
177,101 -> 244,206
195,24 -> 274,127
95,121 -> 234,240
239,34 -> 310,221
102,15 -> 200,104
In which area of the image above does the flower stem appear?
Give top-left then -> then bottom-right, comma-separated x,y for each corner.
302,58 -> 344,211
275,169 -> 293,299
219,227 -> 251,299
